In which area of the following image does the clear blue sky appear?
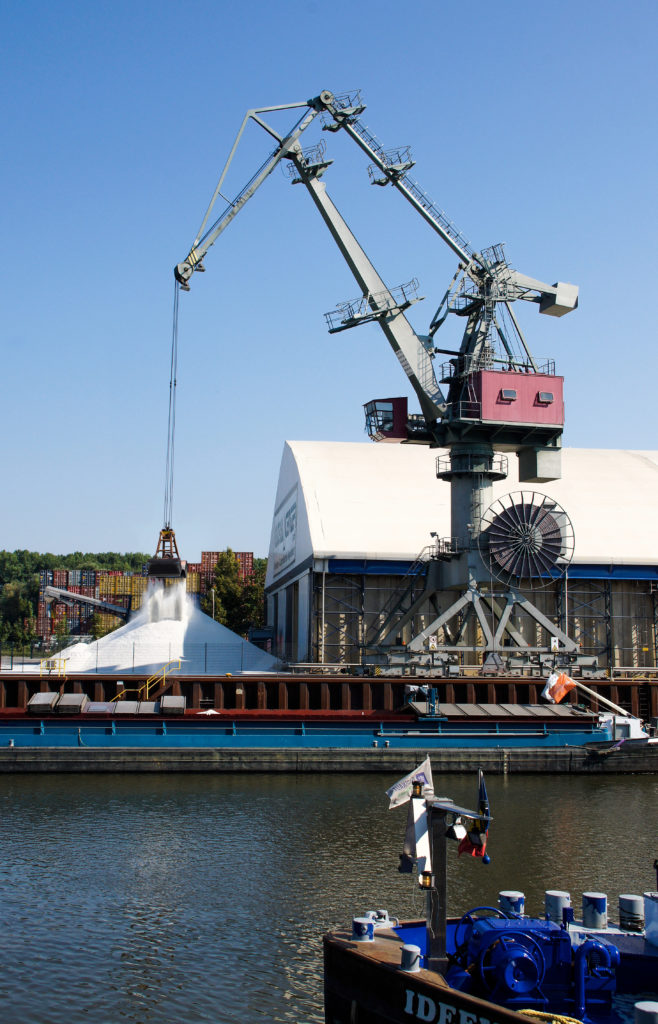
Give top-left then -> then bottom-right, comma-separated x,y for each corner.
2,0 -> 656,560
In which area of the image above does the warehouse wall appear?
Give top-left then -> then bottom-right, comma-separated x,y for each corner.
271,569 -> 658,672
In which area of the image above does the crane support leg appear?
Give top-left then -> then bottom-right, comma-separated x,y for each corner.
403,586 -> 579,655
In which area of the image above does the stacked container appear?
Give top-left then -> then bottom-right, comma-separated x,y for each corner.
235,551 -> 254,580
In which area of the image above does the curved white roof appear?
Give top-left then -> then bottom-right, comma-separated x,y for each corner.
266,442 -> 658,586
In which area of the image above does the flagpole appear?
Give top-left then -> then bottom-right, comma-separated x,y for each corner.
571,679 -> 636,719
428,800 -> 448,971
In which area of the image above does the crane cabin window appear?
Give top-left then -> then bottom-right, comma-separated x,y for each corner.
537,391 -> 555,405
366,401 -> 394,433
499,389 -> 517,402
364,397 -> 408,441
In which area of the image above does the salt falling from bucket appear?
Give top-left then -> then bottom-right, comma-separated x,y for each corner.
139,580 -> 190,625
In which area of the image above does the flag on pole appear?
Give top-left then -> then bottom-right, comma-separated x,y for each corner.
541,671 -> 559,702
541,671 -> 577,704
386,756 -> 434,809
458,768 -> 490,859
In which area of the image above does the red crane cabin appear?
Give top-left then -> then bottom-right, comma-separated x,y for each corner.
475,370 -> 564,426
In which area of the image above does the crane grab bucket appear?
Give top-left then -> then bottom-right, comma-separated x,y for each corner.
147,528 -> 187,580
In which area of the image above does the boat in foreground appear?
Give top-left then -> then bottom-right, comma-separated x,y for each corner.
323,766 -> 658,1024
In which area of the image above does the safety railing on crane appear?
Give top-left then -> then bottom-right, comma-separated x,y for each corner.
324,279 -> 421,332
436,452 -> 509,479
438,355 -> 556,380
322,91 -> 474,260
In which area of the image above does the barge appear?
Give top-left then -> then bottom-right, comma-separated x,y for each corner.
0,699 -> 649,751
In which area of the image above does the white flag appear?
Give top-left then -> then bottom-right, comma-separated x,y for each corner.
386,757 -> 434,809
541,671 -> 559,703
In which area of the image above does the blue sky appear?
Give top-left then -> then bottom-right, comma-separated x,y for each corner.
2,0 -> 656,560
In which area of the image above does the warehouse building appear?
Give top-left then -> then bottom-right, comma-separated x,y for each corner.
264,442 -> 658,672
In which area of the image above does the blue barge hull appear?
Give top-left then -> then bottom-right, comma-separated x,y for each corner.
0,715 -> 612,749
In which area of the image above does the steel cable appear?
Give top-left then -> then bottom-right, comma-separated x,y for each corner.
163,281 -> 179,528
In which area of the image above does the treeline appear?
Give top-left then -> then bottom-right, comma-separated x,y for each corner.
0,550 -> 150,587
0,548 -> 267,645
0,549 -> 150,644
199,549 -> 267,637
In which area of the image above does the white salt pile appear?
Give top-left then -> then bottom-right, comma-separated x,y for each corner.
51,582 -> 279,675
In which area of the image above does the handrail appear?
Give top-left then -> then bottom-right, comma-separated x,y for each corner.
111,659 -> 182,703
39,658 -> 67,678
144,658 -> 182,698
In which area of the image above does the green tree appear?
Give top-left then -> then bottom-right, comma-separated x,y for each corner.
201,551 -> 267,637
0,581 -> 36,645
203,549 -> 243,633
0,549 -> 150,635
241,558 -> 267,631
89,613 -> 121,641
89,614 -> 105,641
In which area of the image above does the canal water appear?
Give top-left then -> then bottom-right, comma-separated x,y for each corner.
0,771 -> 656,1023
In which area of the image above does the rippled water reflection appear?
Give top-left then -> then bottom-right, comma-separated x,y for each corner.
0,772 -> 656,1023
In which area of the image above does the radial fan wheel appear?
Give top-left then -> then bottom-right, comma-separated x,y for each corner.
478,491 -> 574,586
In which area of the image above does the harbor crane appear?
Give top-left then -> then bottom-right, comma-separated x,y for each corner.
175,89 -> 581,673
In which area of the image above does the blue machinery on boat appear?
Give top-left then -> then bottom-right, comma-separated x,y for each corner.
323,768 -> 658,1024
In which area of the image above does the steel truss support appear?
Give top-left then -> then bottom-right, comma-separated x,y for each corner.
402,584 -> 578,656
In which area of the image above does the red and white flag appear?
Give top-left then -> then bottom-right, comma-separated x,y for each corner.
542,671 -> 577,704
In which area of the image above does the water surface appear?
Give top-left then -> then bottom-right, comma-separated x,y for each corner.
0,772 -> 656,1023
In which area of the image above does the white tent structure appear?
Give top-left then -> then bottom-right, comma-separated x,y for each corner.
265,441 -> 658,668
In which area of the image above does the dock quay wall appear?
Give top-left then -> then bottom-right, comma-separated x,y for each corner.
0,744 -> 656,774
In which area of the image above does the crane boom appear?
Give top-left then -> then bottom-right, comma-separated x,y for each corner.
175,100 -> 322,289
289,152 -> 446,421
314,90 -> 577,322
314,90 -> 474,266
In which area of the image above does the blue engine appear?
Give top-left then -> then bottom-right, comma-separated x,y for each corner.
446,913 -> 620,1018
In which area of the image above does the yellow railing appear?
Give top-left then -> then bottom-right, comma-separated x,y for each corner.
145,658 -> 181,698
40,658 -> 67,678
111,685 -> 141,702
111,659 -> 181,703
